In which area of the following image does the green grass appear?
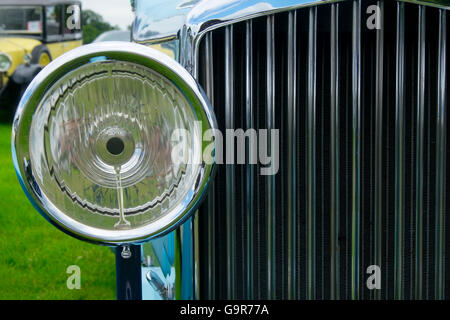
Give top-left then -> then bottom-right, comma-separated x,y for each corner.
0,111 -> 116,299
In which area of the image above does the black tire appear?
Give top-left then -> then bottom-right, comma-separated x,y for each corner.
0,82 -> 24,119
30,45 -> 52,65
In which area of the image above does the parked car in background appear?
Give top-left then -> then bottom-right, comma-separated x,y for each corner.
93,30 -> 130,43
0,0 -> 82,109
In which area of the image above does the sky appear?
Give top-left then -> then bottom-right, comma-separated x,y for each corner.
81,0 -> 134,30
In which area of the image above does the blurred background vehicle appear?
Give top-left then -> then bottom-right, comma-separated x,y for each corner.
93,30 -> 130,42
0,0 -> 82,111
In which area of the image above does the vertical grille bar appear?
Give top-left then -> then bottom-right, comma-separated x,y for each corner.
307,6 -> 317,300
415,5 -> 426,300
394,1 -> 405,300
374,0 -> 384,301
351,0 -> 361,300
224,25 -> 236,300
204,32 -> 216,300
330,2 -> 339,301
435,9 -> 447,300
245,20 -> 255,300
266,15 -> 276,299
287,11 -> 297,300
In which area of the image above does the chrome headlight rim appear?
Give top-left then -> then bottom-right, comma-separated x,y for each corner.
12,42 -> 217,245
0,52 -> 12,73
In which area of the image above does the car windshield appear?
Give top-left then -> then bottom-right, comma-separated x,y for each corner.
0,6 -> 43,35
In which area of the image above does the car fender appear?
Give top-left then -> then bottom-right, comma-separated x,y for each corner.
10,63 -> 42,85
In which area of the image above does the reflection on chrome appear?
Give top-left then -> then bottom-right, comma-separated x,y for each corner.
29,59 -> 199,231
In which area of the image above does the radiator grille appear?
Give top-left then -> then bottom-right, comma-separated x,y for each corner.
197,0 -> 449,299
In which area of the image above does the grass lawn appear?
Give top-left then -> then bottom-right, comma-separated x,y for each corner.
0,110 -> 116,300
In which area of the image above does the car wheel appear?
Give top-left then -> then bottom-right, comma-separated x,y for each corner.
31,45 -> 52,67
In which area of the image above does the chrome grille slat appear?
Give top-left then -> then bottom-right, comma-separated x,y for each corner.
394,1 -> 405,300
351,0 -> 361,300
330,2 -> 340,301
197,0 -> 450,300
307,6 -> 317,301
435,9 -> 446,300
204,32 -> 216,300
415,4 -> 426,300
266,15 -> 276,299
374,0 -> 384,301
245,19 -> 255,300
287,10 -> 297,300
224,25 -> 236,300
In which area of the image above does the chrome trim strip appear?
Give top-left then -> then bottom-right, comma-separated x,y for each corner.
351,0 -> 361,300
266,15 -> 276,300
394,1 -> 405,300
415,5 -> 426,300
245,19 -> 255,300
330,2 -> 339,301
287,10 -> 297,300
224,25 -> 236,300
307,6 -> 317,300
435,9 -> 446,300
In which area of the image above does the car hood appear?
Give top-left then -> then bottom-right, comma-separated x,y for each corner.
0,37 -> 42,55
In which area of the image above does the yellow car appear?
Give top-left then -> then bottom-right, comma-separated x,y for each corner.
0,0 -> 82,108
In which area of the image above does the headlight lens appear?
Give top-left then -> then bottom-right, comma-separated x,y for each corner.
12,42 -> 217,245
0,52 -> 12,72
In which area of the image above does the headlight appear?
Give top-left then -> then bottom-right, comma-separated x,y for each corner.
23,53 -> 31,64
12,42 -> 217,245
0,52 -> 12,72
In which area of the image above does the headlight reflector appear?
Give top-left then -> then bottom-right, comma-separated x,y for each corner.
12,42 -> 217,245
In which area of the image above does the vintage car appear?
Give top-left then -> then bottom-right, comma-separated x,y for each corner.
0,0 -> 82,108
11,0 -> 450,300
